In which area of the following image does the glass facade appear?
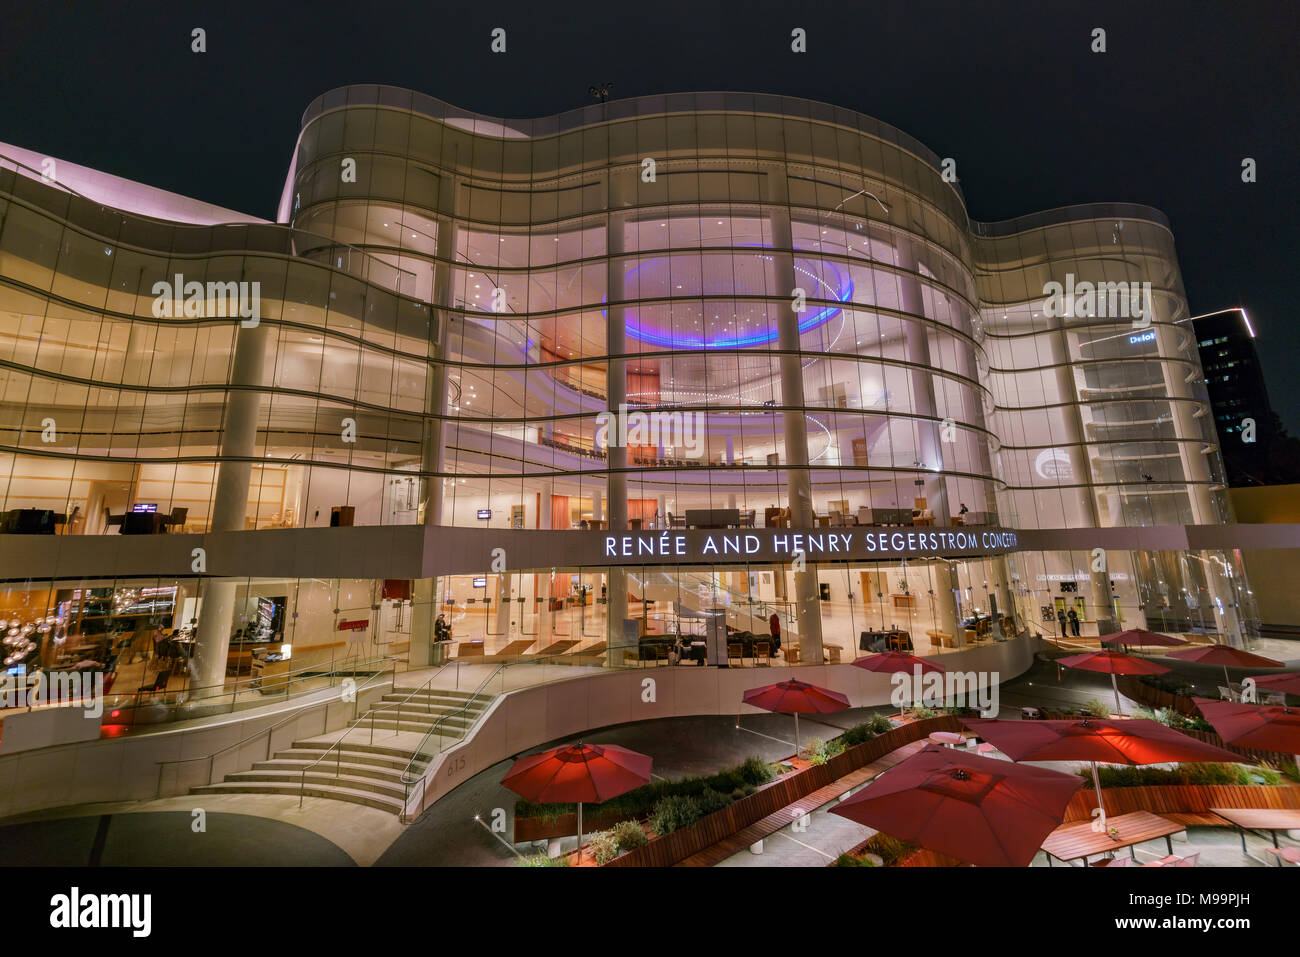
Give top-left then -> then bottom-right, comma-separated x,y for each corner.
0,86 -> 1261,713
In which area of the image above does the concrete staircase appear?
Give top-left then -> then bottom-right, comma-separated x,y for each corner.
191,686 -> 491,815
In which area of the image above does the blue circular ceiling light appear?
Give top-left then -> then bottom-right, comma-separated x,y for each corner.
609,251 -> 853,349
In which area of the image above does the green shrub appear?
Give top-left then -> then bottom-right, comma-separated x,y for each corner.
650,794 -> 702,835
910,706 -> 937,720
841,722 -> 875,746
861,832 -> 916,866
1082,762 -> 1277,789
610,819 -> 647,852
695,787 -> 732,815
833,852 -> 878,867
586,829 -> 620,865
1081,698 -> 1112,718
738,756 -> 775,786
869,713 -> 894,734
519,853 -> 569,867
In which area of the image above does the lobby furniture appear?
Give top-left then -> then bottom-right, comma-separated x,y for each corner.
0,508 -> 66,534
120,511 -> 164,534
823,644 -> 842,663
137,669 -> 172,697
891,593 -> 916,610
252,655 -> 292,693
764,507 -> 789,528
926,630 -> 955,649
685,508 -> 740,528
859,629 -> 909,652
856,506 -> 872,525
739,509 -> 756,527
753,640 -> 771,666
727,642 -> 743,666
783,645 -> 799,664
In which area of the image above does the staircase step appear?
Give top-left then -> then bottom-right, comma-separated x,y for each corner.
361,719 -> 471,736
253,759 -> 408,784
291,740 -> 426,761
192,781 -> 404,815
224,769 -> 407,800
391,687 -> 479,700
273,748 -> 417,772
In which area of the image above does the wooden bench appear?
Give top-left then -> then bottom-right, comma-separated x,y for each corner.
675,740 -> 926,867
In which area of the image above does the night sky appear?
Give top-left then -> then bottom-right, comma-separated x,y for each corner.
2,0 -> 1296,427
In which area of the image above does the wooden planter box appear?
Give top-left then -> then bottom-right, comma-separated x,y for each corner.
1063,783 -> 1300,822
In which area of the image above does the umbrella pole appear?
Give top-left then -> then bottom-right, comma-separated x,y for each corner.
577,802 -> 583,862
1092,760 -> 1107,820
1111,673 -> 1122,716
794,712 -> 801,755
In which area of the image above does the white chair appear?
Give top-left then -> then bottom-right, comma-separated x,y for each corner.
857,506 -> 872,526
1218,685 -> 1240,702
1173,853 -> 1199,867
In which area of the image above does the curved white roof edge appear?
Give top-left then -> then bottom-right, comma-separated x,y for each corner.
0,141 -> 268,226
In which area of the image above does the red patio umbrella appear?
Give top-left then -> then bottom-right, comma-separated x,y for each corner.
1165,644 -> 1284,686
852,652 -> 945,717
502,742 -> 652,855
964,717 -> 1241,820
830,743 -> 1084,866
1098,629 -> 1187,650
742,678 -> 850,752
1193,698 -> 1300,757
1057,650 -> 1170,715
1249,673 -> 1300,697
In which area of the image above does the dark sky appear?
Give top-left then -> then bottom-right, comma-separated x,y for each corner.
2,0 -> 1296,427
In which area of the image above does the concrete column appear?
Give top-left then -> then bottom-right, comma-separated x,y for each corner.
539,484 -> 554,640
932,561 -> 961,645
408,578 -> 433,667
194,321 -> 267,694
768,180 -> 822,662
422,216 -> 458,528
895,238 -> 949,523
605,212 -> 630,660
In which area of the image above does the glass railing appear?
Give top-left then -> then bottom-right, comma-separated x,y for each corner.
97,650 -> 403,735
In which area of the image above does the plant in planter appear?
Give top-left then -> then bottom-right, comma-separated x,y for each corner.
610,819 -> 647,853
1081,698 -> 1111,719
519,852 -> 569,867
833,852 -> 879,867
650,794 -> 702,835
586,829 -> 620,865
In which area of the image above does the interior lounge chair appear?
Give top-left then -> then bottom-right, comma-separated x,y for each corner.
137,669 -> 172,697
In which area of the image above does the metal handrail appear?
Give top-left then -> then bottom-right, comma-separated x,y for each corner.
153,656 -> 400,797
297,656 -> 461,807
397,663 -> 506,822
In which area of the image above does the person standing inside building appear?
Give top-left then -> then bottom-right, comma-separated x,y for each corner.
1067,607 -> 1080,638
1056,608 -> 1068,639
434,614 -> 451,643
769,612 -> 782,653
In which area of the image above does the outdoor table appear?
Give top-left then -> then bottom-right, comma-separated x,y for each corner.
1040,810 -> 1183,867
1211,808 -> 1300,866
